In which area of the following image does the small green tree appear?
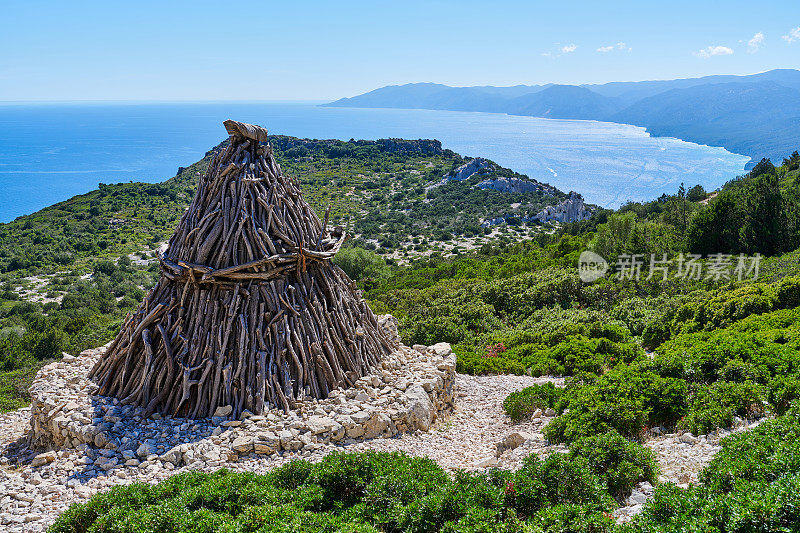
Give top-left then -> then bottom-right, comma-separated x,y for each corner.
333,247 -> 390,282
686,184 -> 706,202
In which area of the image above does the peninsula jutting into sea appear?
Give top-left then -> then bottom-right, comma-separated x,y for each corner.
326,68 -> 800,166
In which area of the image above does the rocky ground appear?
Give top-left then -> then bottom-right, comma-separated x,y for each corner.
0,369 -> 761,531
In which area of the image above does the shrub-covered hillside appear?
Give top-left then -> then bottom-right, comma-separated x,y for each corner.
0,136 -> 567,410
0,136 -> 566,278
362,154 -> 800,376
4,139 -> 800,530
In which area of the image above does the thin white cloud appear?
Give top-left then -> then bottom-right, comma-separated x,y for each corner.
784,27 -> 800,43
747,32 -> 765,53
694,45 -> 734,58
561,44 -> 577,53
597,42 -> 630,53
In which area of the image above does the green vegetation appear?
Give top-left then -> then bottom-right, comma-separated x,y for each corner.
50,441 -> 657,533
568,432 -> 658,502
49,411 -> 800,532
0,257 -> 158,408
625,411 -> 800,532
361,156 -> 800,442
0,136 -> 565,280
333,247 -> 390,286
503,383 -> 562,422
4,135 -> 800,530
0,136 -> 567,410
687,158 -> 800,256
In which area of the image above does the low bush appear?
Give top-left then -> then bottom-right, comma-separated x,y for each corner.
629,412 -> 800,532
698,411 -> 800,493
530,503 -> 615,533
775,275 -> 800,309
543,365 -> 688,444
677,381 -> 766,435
538,307 -> 800,442
654,327 -> 799,385
503,383 -> 562,422
642,278 -> 800,351
767,374 -> 800,415
49,450 -> 621,533
568,431 -> 659,501
456,317 -> 644,378
456,347 -> 527,376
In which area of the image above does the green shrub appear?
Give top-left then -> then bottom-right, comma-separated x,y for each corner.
700,285 -> 775,330
698,414 -> 800,493
505,344 -> 564,377
626,482 -> 711,532
543,365 -> 688,444
678,381 -> 766,435
531,503 -> 615,533
630,413 -> 800,532
503,383 -> 563,422
514,454 -> 614,512
458,312 -> 643,378
334,247 -> 390,282
440,507 -> 539,533
775,275 -> 800,309
676,405 -> 734,436
568,431 -> 659,501
268,458 -> 314,490
456,348 -> 527,376
654,327 -> 799,385
610,296 -> 671,337
640,281 -> 792,349
483,267 -> 582,318
768,374 -> 800,415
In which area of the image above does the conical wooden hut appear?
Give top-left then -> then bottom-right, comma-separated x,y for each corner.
89,120 -> 394,419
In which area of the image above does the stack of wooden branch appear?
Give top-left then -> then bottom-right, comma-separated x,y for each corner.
89,120 -> 394,419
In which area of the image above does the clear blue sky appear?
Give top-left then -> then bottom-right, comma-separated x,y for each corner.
2,0 -> 799,101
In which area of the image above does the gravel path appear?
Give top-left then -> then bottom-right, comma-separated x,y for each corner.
0,373 -> 758,531
244,373 -> 567,473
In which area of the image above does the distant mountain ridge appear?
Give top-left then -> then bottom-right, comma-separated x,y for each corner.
505,85 -> 623,120
325,69 -> 800,166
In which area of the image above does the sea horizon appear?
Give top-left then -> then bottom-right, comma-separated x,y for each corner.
0,102 -> 750,223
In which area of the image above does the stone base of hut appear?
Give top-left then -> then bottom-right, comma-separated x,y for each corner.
26,316 -> 455,464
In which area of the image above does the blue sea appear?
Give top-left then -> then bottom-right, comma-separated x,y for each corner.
0,102 -> 751,222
